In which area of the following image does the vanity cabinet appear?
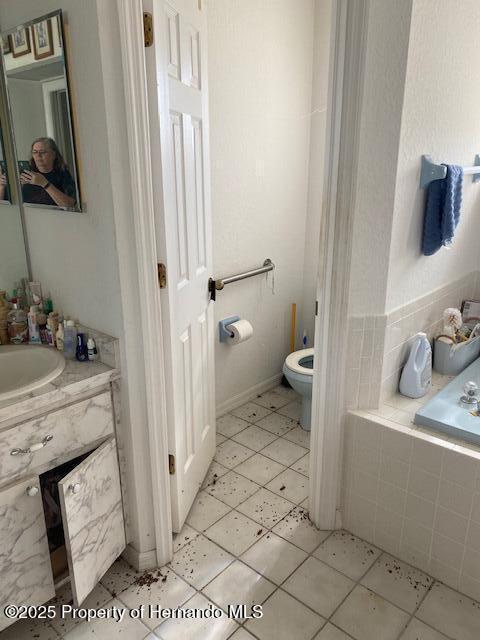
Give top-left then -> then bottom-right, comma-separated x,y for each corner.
0,389 -> 125,632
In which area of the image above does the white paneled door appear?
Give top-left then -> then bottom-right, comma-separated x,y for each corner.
144,0 -> 215,531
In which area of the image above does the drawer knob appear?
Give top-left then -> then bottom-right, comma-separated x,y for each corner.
26,485 -> 39,497
70,483 -> 81,494
11,434 -> 54,456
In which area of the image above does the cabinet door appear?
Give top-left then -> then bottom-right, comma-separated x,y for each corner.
0,475 -> 55,631
58,438 -> 125,606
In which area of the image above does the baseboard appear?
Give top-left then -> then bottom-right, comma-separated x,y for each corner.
122,544 -> 160,571
216,372 -> 283,417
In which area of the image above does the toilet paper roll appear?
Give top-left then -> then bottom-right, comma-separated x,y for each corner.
228,319 -> 254,345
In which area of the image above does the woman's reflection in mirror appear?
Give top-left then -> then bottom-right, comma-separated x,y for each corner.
20,137 -> 76,208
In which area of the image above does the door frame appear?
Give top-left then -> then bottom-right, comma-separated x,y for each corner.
309,0 -> 369,528
116,0 -> 369,558
116,0 -> 173,565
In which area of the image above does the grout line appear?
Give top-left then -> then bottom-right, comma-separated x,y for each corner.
426,447 -> 446,567
397,438 -> 414,560
391,580 -> 434,640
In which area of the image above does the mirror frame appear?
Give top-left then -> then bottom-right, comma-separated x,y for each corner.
1,10 -> 82,213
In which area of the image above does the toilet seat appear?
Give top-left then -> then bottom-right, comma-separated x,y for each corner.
284,348 -> 314,376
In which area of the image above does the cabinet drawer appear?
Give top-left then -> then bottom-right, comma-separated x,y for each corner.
0,392 -> 114,485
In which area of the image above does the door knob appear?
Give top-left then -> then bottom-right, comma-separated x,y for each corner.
70,483 -> 81,494
26,485 -> 39,497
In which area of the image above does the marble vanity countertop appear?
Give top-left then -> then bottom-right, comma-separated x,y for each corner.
0,358 -> 120,429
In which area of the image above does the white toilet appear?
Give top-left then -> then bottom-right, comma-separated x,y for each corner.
282,348 -> 314,431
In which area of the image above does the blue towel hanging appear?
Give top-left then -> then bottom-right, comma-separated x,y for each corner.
422,164 -> 463,256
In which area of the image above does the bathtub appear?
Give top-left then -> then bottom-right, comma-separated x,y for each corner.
415,357 -> 480,445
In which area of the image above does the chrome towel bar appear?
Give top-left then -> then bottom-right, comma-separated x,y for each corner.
208,258 -> 275,301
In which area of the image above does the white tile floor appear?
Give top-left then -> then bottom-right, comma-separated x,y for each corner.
3,386 -> 480,640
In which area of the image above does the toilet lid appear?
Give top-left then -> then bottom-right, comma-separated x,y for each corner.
285,348 -> 314,376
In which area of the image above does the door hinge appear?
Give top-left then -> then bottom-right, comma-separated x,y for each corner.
158,263 -> 167,289
168,454 -> 176,475
143,12 -> 153,47
315,300 -> 318,316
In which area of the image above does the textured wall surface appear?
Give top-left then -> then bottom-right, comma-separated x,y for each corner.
386,0 -> 480,312
348,0 -> 413,316
208,0 -> 317,411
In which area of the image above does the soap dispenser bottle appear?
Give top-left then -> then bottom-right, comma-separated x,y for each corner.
399,332 -> 432,398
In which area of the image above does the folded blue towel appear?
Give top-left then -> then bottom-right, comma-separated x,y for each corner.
422,164 -> 463,256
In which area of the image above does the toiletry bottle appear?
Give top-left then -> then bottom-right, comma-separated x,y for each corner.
63,320 -> 77,359
7,300 -> 28,344
0,291 -> 10,345
399,332 -> 432,398
76,333 -> 89,361
14,282 -> 27,310
29,282 -> 43,309
43,293 -> 53,315
87,337 -> 97,361
47,312 -> 59,347
37,311 -> 48,344
56,321 -> 64,352
46,317 -> 55,346
28,305 -> 41,344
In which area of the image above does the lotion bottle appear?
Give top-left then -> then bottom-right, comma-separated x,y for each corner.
56,322 -> 64,352
399,332 -> 432,398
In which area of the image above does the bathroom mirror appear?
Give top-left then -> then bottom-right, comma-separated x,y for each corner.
1,11 -> 81,212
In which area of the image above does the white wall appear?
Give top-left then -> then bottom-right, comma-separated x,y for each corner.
0,0 -> 122,338
300,0 -> 331,346
207,0 -> 315,410
8,79 -> 46,160
0,205 -> 28,292
350,0 -> 480,318
386,0 -> 480,313
348,0 -> 413,317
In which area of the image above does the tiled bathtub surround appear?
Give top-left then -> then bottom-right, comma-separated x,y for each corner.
342,410 -> 480,603
346,315 -> 386,410
347,270 -> 480,411
381,271 -> 480,401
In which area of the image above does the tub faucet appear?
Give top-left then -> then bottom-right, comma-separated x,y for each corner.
460,381 -> 479,408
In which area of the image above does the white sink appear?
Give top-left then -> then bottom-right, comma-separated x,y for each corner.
0,345 -> 65,402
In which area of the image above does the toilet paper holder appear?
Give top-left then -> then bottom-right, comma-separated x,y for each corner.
219,316 -> 240,342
